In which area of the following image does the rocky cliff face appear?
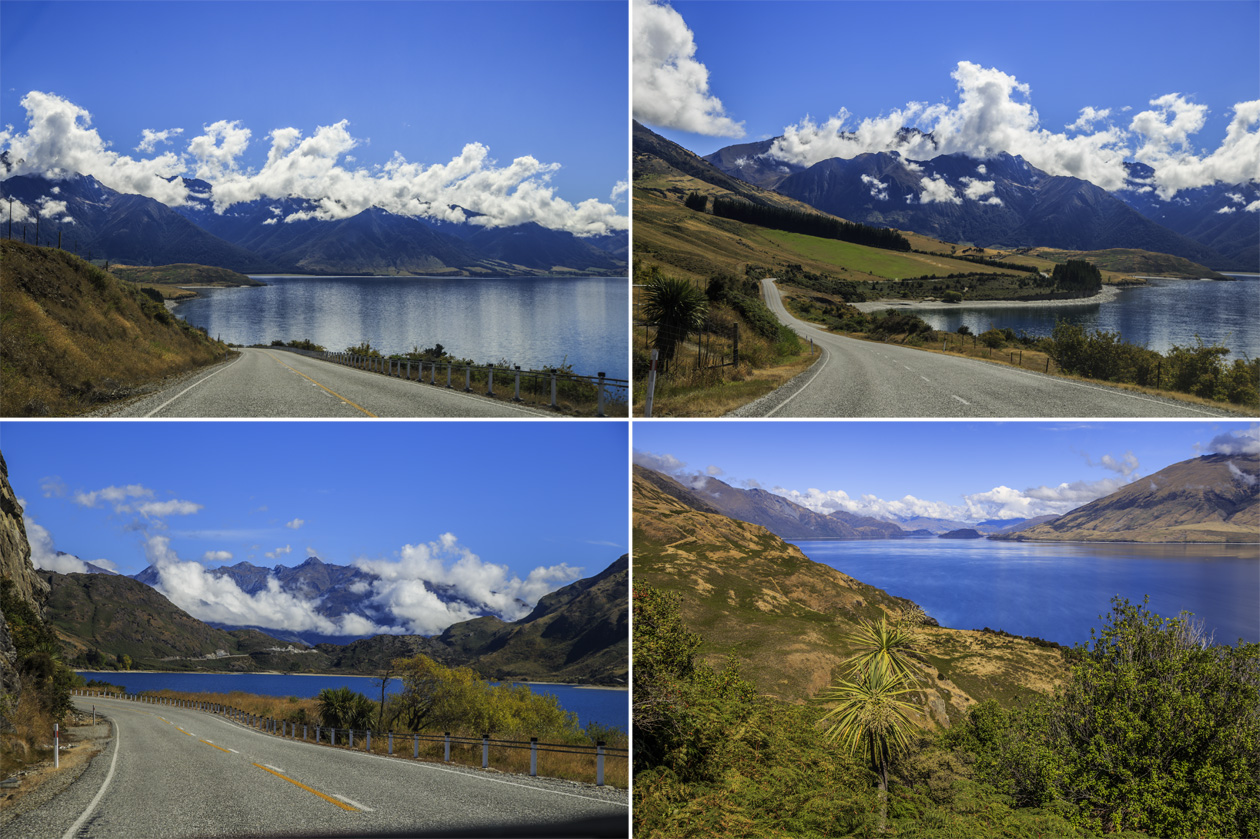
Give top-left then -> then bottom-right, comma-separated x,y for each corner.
1,450 -> 49,710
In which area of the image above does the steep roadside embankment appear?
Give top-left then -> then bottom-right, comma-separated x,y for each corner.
1,241 -> 230,416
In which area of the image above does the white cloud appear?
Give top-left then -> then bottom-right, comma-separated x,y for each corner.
1229,461 -> 1258,487
264,545 -> 292,560
136,499 -> 203,517
610,180 -> 629,203
762,62 -> 1258,197
25,515 -> 90,574
285,518 -> 305,530
136,127 -> 184,153
73,484 -> 152,510
861,174 -> 889,200
632,449 -> 687,474
632,0 -> 745,138
354,533 -> 580,636
145,535 -> 395,636
203,550 -> 234,563
88,558 -> 118,573
1217,206 -> 1237,214
1246,199 -> 1260,212
918,175 -> 961,205
1067,106 -> 1111,132
40,477 -> 66,498
1226,192 -> 1244,203
1,91 -> 627,236
1205,425 -> 1260,456
961,177 -> 1002,205
705,465 -> 724,476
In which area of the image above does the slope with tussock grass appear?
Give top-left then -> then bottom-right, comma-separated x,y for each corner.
1,240 -> 230,416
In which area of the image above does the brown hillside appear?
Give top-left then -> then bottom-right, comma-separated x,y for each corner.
1004,453 -> 1259,543
633,470 -> 1065,728
1,240 -> 229,416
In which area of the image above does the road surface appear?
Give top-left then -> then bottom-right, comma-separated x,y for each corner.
5,696 -> 626,839
731,279 -> 1237,418
95,348 -> 551,418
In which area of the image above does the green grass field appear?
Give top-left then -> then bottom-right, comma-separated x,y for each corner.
759,229 -> 1025,280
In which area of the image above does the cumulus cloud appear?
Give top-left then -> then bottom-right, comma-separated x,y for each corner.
354,533 -> 579,635
705,465 -> 724,476
265,545 -> 292,560
632,0 -> 745,137
1,91 -> 627,236
203,550 -> 234,563
285,518 -> 305,530
73,484 -> 152,510
1217,206 -> 1237,214
40,477 -> 66,498
88,558 -> 119,573
145,535 -> 393,636
918,175 -> 961,204
861,174 -> 890,200
136,499 -> 203,517
1229,461 -> 1258,487
632,449 -> 687,474
1067,106 -> 1111,132
610,180 -> 629,203
136,127 -> 184,153
961,177 -> 1002,205
1205,425 -> 1260,456
1245,199 -> 1260,212
762,61 -> 1259,197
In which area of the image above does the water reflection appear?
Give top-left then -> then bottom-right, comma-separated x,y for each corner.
174,275 -> 629,379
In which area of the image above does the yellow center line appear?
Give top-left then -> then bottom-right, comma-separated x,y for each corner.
252,763 -> 358,811
176,727 -> 193,736
200,739 -> 231,753
263,351 -> 378,417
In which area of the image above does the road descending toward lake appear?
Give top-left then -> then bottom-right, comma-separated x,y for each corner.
96,348 -> 550,418
7,696 -> 626,839
732,279 -> 1238,418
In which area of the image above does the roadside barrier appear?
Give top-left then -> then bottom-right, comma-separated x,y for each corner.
320,351 -> 628,417
71,689 -> 626,787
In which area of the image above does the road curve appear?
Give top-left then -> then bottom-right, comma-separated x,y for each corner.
730,279 -> 1237,418
97,348 -> 551,418
6,696 -> 626,839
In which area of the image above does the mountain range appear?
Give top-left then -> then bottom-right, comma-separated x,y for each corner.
40,554 -> 627,685
0,170 -> 627,277
701,135 -> 1257,271
996,452 -> 1259,543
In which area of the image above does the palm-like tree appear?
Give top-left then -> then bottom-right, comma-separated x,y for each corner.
843,617 -> 921,682
641,269 -> 708,365
817,660 -> 919,831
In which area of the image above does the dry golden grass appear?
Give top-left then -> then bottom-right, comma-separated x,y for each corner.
1,241 -> 230,415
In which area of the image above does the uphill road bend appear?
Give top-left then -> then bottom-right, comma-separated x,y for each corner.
730,278 -> 1241,418
4,695 -> 626,839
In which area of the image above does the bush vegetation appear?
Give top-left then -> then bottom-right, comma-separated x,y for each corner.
634,586 -> 1257,838
709,196 -> 911,251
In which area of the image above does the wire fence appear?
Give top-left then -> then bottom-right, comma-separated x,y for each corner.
634,320 -> 740,377
72,689 -> 627,787
279,348 -> 629,417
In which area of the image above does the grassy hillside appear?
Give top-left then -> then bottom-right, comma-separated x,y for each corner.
1,241 -> 230,415
42,572 -> 297,669
633,470 -> 1066,724
1033,247 -> 1230,279
109,263 -> 264,286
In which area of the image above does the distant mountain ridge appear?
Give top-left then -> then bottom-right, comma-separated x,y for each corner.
703,137 -> 1256,270
0,172 -> 627,277
996,452 -> 1259,543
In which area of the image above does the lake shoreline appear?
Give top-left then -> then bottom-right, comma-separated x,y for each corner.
854,284 -> 1122,313
73,668 -> 624,691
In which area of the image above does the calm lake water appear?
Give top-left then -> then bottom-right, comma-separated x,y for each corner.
173,275 -> 629,380
794,539 -> 1260,646
915,274 -> 1259,359
73,671 -> 628,732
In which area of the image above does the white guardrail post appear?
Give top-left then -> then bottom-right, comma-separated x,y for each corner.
53,723 -> 59,768
482,734 -> 489,769
596,372 -> 606,417
444,732 -> 451,762
597,741 -> 605,787
530,738 -> 538,776
645,349 -> 658,417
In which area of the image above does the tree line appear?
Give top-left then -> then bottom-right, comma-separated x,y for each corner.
685,192 -> 911,251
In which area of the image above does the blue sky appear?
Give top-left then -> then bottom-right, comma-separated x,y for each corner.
1,1 -> 629,234
634,0 -> 1259,197
633,421 -> 1260,523
4,420 -> 627,580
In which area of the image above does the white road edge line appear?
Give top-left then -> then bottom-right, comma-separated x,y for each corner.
332,793 -> 374,812
952,395 -> 970,405
145,354 -> 243,417
61,715 -> 120,839
264,764 -> 285,774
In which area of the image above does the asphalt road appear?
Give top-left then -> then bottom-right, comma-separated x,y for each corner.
7,696 -> 626,839
98,349 -> 551,418
731,279 -> 1237,418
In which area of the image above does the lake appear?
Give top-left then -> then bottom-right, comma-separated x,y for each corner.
73,671 -> 628,733
794,538 -> 1260,647
914,274 -> 1259,359
173,275 -> 629,380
